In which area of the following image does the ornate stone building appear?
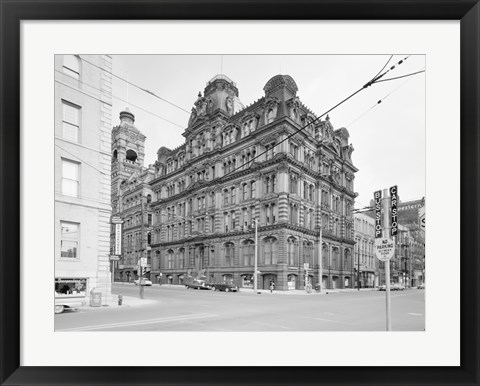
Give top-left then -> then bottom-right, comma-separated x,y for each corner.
111,74 -> 358,290
110,108 -> 155,282
353,213 -> 377,288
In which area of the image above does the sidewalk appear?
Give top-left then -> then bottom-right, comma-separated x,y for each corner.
86,294 -> 158,310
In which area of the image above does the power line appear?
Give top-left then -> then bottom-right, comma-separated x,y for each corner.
346,75 -> 416,128
79,56 -> 191,115
215,57 -> 414,184
374,69 -> 425,83
372,55 -> 393,80
55,143 -> 109,176
55,70 -> 185,129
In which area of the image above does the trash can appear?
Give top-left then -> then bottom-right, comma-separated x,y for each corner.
89,288 -> 102,307
314,284 -> 321,293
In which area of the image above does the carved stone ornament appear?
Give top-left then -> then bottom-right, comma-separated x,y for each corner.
277,161 -> 289,172
225,96 -> 234,114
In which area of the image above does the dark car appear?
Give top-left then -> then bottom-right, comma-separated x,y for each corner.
185,280 -> 211,290
211,283 -> 239,292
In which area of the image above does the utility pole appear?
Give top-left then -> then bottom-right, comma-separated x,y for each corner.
383,188 -> 392,331
139,196 -> 145,299
317,180 -> 323,293
253,218 -> 258,294
357,250 -> 361,291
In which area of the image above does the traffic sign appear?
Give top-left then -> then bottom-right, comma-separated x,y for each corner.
375,237 -> 395,261
109,255 -> 120,261
140,257 -> 147,266
418,206 -> 425,231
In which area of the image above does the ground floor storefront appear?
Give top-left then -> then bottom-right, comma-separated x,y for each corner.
55,273 -> 112,306
153,267 -> 355,291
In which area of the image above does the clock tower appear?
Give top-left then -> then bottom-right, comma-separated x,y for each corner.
111,108 -> 146,213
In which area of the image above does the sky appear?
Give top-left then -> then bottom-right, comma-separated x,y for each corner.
111,55 -> 425,209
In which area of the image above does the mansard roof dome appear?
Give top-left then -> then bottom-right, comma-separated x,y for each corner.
263,74 -> 298,96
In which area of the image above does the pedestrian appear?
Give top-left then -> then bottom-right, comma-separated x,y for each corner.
269,281 -> 274,293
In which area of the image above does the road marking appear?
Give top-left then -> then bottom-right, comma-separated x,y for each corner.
407,313 -> 423,316
56,313 -> 217,331
314,318 -> 355,325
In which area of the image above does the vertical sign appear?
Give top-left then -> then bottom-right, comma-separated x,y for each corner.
418,206 -> 425,231
374,190 -> 382,238
390,185 -> 398,236
114,223 -> 122,255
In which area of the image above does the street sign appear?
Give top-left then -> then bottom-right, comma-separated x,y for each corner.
375,237 -> 395,261
304,263 -> 309,270
374,190 -> 382,238
109,255 -> 120,261
140,257 -> 147,266
390,185 -> 398,236
418,206 -> 425,231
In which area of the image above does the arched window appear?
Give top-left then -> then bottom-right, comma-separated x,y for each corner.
267,109 -> 275,123
332,247 -> 340,269
126,149 -> 138,162
224,242 -> 235,266
287,236 -> 297,266
344,248 -> 352,270
178,248 -> 185,269
304,241 -> 314,267
322,244 -> 329,267
112,149 -> 118,161
263,237 -> 278,265
242,239 -> 255,266
167,250 -> 174,269
242,184 -> 248,200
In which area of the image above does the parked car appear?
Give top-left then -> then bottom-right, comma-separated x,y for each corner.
185,280 -> 211,290
378,285 -> 386,291
134,278 -> 152,286
417,283 -> 425,289
211,283 -> 239,292
392,283 -> 405,291
55,291 -> 84,314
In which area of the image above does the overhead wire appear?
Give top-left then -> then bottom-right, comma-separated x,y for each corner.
215,55 -> 420,184
345,74 -> 418,128
55,70 -> 186,129
79,56 -> 192,115
373,69 -> 425,83
371,55 -> 393,80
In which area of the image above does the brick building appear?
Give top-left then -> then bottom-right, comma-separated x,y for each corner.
111,74 -> 358,290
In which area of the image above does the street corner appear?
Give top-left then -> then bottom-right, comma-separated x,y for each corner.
83,296 -> 159,311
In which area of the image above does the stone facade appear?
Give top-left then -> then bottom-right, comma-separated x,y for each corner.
353,213 -> 377,287
55,55 -> 112,303
111,74 -> 358,290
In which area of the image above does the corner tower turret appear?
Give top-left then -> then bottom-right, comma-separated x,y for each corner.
111,108 -> 147,213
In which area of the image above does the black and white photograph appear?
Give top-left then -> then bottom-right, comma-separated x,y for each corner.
54,54 -> 426,332
4,11 -> 476,381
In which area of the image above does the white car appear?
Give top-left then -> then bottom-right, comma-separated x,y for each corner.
134,278 -> 152,286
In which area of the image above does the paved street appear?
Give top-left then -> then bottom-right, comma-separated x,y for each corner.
55,283 -> 425,332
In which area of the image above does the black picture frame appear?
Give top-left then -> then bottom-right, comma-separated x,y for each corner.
1,1 -> 478,385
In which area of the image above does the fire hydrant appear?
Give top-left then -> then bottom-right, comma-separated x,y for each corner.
118,294 -> 123,306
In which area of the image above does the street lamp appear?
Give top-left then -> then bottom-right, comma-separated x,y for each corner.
317,173 -> 329,294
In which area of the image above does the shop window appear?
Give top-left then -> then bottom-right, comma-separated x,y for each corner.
55,278 -> 86,296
